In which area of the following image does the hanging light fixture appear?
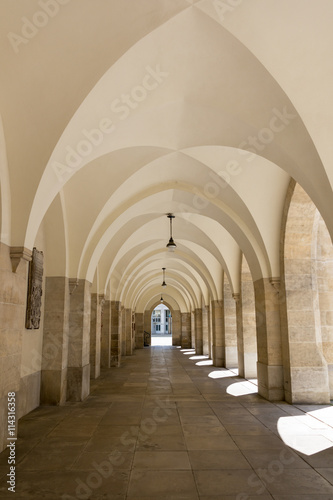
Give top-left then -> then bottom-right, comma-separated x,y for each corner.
160,295 -> 164,303
161,267 -> 167,287
166,213 -> 177,251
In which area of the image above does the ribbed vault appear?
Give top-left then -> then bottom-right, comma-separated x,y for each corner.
1,0 -> 333,329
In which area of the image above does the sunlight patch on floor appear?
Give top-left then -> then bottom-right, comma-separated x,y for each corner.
208,368 -> 239,379
277,411 -> 333,455
196,359 -> 213,366
226,381 -> 258,397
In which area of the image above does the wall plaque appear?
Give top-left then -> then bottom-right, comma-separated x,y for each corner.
25,247 -> 44,329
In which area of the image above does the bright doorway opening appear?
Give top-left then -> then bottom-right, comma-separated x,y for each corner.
151,304 -> 172,346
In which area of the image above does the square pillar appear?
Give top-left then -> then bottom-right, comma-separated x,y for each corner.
195,308 -> 203,355
202,305 -> 210,356
211,300 -> 225,367
233,293 -> 245,377
241,273 -> 258,379
135,312 -> 144,349
90,294 -> 103,379
41,277 -> 69,405
172,310 -> 181,346
0,245 -> 31,452
111,301 -> 122,366
144,310 -> 151,346
224,281 -> 238,368
67,279 -> 91,402
254,278 -> 284,401
125,308 -> 133,355
181,312 -> 191,348
101,299 -> 111,368
191,311 -> 196,349
121,306 -> 126,356
234,291 -> 257,379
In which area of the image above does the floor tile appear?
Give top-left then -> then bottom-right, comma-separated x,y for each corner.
127,470 -> 198,498
133,451 -> 191,470
189,450 -> 251,469
242,448 -> 310,469
194,469 -> 268,496
182,424 -> 227,436
233,434 -> 286,450
185,434 -> 238,451
256,468 -> 333,495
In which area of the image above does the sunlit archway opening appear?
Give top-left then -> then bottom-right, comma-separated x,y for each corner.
151,303 -> 172,346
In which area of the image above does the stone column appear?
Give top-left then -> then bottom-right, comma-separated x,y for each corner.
195,308 -> 203,355
233,293 -> 244,376
172,309 -> 181,346
255,278 -> 284,401
224,281 -> 238,368
211,300 -> 224,367
125,308 -> 133,355
191,311 -> 196,349
202,305 -> 209,355
41,277 -> 69,404
67,279 -> 91,402
234,292 -> 257,380
208,307 -> 213,358
135,312 -> 144,349
144,310 -> 151,346
241,273 -> 258,379
101,299 -> 111,368
0,245 -> 31,452
111,301 -> 121,366
121,306 -> 126,356
90,293 -> 103,379
181,312 -> 191,348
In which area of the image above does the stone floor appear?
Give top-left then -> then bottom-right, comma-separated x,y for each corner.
1,346 -> 333,499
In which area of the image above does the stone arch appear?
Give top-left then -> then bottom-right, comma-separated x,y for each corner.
281,180 -> 331,403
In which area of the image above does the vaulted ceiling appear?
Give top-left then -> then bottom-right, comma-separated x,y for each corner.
0,0 -> 332,313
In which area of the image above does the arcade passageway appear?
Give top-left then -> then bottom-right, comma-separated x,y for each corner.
1,1 -> 333,497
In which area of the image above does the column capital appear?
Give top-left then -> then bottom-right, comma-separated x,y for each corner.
10,246 -> 32,272
69,278 -> 79,295
232,293 -> 240,303
269,277 -> 281,293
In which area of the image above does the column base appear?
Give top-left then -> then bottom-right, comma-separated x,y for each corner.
110,356 -> 121,367
196,341 -> 203,356
41,368 -> 67,405
285,367 -> 330,404
257,362 -> 284,401
243,353 -> 257,379
67,364 -> 90,402
212,345 -> 224,367
225,346 -> 238,369
181,337 -> 191,349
